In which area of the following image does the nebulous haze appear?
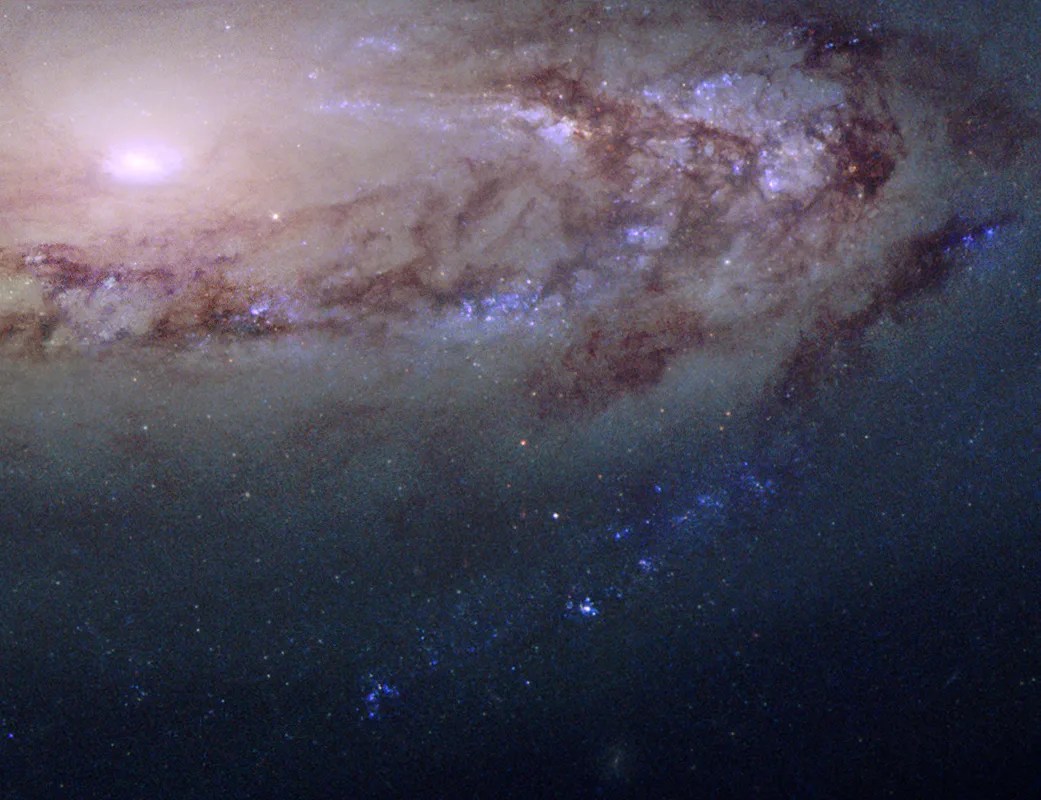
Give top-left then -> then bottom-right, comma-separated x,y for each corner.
2,1 -> 1027,510
2,1 -> 1041,796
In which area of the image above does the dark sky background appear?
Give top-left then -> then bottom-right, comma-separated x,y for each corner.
1,1 -> 1039,798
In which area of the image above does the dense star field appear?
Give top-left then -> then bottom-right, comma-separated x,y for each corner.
1,1 -> 1040,797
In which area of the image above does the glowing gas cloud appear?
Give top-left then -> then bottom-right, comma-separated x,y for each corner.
0,0 -> 1031,484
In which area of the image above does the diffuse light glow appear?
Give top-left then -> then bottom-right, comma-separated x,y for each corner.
0,0 -> 1031,450
102,142 -> 184,184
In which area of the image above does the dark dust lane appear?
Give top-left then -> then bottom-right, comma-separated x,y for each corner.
1,1 -> 1039,798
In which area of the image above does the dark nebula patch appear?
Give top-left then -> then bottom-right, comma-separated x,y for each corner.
773,212 -> 1018,404
948,89 -> 1041,168
529,305 -> 708,417
1,3 -> 1039,799
0,4 -> 1011,425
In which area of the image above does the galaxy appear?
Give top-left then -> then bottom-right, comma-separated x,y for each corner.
1,1 -> 1039,797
